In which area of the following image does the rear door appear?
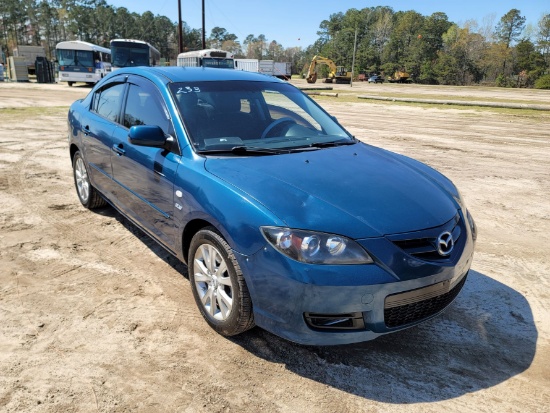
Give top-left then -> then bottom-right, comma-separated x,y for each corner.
82,75 -> 127,199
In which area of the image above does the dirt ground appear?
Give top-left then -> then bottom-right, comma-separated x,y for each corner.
0,80 -> 549,413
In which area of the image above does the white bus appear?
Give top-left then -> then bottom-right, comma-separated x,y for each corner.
177,49 -> 234,69
110,39 -> 160,69
56,40 -> 111,86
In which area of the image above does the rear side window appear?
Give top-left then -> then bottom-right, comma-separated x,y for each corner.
92,83 -> 126,123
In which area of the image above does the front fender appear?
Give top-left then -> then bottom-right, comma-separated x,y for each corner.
173,155 -> 283,258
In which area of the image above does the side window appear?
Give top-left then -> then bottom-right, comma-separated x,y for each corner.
123,83 -> 170,134
92,83 -> 125,123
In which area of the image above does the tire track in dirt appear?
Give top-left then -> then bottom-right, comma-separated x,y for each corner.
1,110 -> 200,343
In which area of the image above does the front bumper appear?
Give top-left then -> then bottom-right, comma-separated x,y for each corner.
237,215 -> 475,346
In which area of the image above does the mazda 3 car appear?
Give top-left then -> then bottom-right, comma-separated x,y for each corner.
68,67 -> 476,345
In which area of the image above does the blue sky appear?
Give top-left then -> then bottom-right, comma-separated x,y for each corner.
107,0 -> 549,48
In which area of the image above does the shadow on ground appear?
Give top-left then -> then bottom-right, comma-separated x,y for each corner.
98,210 -> 536,403
93,207 -> 189,276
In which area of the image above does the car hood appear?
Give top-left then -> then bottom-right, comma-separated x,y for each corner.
204,143 -> 459,239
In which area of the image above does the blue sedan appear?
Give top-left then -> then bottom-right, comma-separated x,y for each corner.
68,67 -> 476,345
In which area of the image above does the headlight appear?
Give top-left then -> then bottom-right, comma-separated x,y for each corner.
466,210 -> 477,242
455,189 -> 477,242
261,227 -> 373,265
453,188 -> 466,210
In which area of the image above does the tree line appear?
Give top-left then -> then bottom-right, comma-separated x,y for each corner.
308,7 -> 550,88
1,0 -> 189,63
1,1 -> 549,87
0,0 -> 299,65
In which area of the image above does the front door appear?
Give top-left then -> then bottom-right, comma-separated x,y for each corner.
110,76 -> 180,250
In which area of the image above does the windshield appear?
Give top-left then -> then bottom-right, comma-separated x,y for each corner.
111,45 -> 149,67
57,49 -> 94,67
169,81 -> 352,153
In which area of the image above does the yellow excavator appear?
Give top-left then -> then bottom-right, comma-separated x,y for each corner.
387,70 -> 411,83
305,55 -> 352,84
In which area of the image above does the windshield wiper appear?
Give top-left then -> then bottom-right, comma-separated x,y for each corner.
197,146 -> 288,155
308,139 -> 357,148
231,146 -> 288,154
197,144 -> 331,156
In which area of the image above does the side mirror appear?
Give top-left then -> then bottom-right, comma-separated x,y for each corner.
128,125 -> 171,150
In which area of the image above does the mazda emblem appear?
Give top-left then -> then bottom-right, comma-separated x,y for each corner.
437,231 -> 454,256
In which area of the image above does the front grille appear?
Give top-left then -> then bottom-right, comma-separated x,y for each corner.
304,312 -> 365,331
391,214 -> 462,261
384,274 -> 467,328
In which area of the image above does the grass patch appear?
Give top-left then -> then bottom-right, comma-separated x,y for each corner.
350,92 -> 545,105
309,95 -> 550,121
0,106 -> 69,120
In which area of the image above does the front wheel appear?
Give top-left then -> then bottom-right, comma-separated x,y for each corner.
72,151 -> 107,209
189,227 -> 254,336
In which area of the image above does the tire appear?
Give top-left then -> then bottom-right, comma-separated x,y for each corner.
68,81 -> 73,87
72,151 -> 107,209
189,227 -> 254,336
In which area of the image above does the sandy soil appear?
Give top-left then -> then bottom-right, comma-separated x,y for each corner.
0,80 -> 549,413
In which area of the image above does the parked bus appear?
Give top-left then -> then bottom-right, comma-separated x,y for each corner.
177,49 -> 234,69
56,40 -> 111,86
110,39 -> 160,69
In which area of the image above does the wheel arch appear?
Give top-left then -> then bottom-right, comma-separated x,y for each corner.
181,218 -> 216,264
69,143 -> 80,163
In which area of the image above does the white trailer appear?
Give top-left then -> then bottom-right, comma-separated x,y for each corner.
234,59 -> 259,72
259,60 -> 275,75
258,60 -> 291,80
274,62 -> 292,79
13,45 -> 46,75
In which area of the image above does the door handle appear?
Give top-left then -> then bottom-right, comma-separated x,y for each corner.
112,144 -> 125,156
83,125 -> 91,136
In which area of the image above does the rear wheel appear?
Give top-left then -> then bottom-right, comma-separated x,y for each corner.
72,151 -> 106,209
68,81 -> 73,87
189,227 -> 254,336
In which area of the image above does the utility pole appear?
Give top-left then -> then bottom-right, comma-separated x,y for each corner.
350,26 -> 358,88
178,0 -> 183,53
202,0 -> 206,49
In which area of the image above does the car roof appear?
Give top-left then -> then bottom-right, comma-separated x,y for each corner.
110,66 -> 285,84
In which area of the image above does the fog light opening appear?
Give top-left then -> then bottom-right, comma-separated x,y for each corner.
304,312 -> 365,331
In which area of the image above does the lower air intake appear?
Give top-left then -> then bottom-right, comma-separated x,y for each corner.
304,312 -> 365,331
384,274 -> 467,328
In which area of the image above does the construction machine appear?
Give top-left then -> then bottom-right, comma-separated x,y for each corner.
305,55 -> 352,84
386,70 -> 410,83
